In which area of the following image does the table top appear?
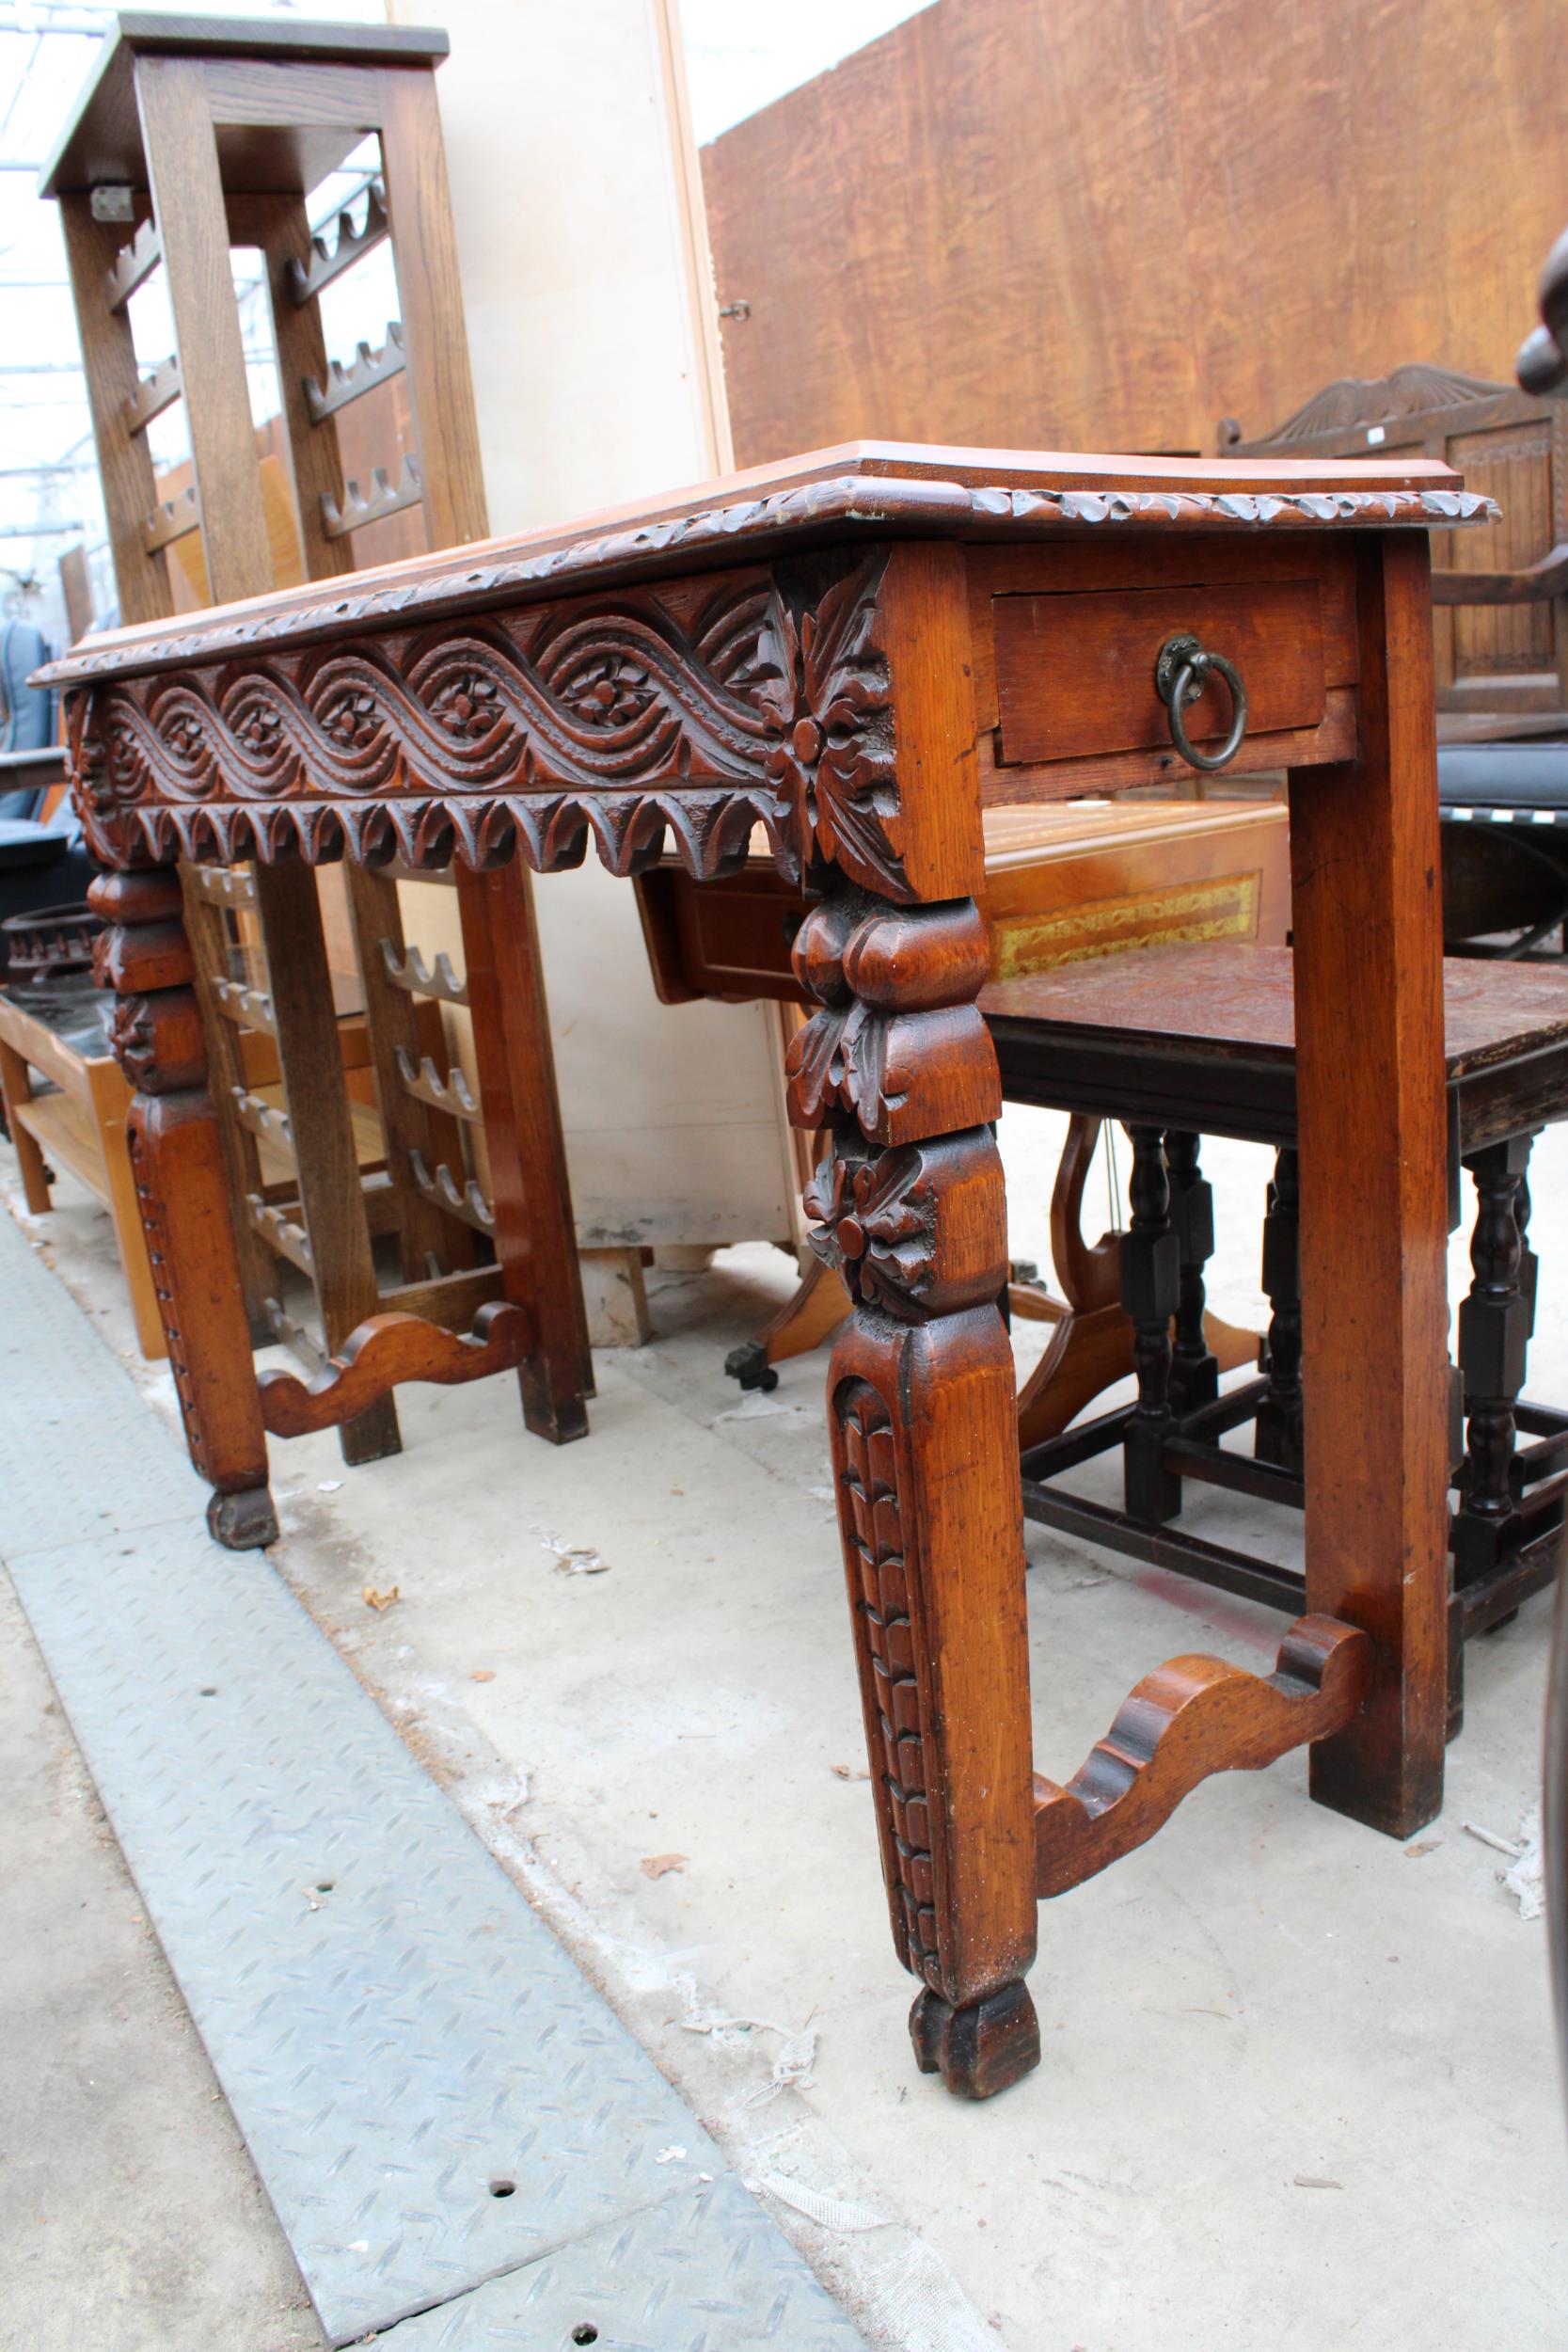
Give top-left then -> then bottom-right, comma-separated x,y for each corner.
40,12 -> 450,197
39,441 -> 1494,691
981,942 -> 1568,1074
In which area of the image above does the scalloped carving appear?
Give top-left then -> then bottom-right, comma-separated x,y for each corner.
1033,1614 -> 1371,1897
258,1302 -> 533,1437
63,560 -> 906,895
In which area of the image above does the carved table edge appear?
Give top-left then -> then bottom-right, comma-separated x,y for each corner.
34,474 -> 1499,689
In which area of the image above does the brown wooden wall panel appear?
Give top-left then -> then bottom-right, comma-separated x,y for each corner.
703,0 -> 1568,468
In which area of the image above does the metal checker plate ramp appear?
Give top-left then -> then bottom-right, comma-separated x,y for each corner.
0,1221 -> 867,2352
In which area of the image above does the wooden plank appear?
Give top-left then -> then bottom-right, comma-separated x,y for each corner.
12,1089 -> 111,1204
104,219 -> 162,311
84,1055 -> 168,1361
0,1034 -> 55,1215
1291,531 -> 1450,1837
184,864 -> 256,911
374,67 -> 489,547
700,0 -> 1568,467
252,859 -> 400,1465
123,353 -> 182,437
180,867 -> 275,1340
57,197 -> 174,626
384,1263 -> 506,1329
305,325 -> 407,423
142,486 -> 200,553
321,457 -> 422,540
211,977 -> 277,1038
341,866 -> 473,1279
248,1195 -> 314,1279
285,181 -> 390,305
458,864 -> 594,1442
406,1151 -> 495,1234
255,192 -> 358,580
134,53 -> 277,606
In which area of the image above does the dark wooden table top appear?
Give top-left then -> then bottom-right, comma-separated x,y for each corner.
981,941 -> 1568,1076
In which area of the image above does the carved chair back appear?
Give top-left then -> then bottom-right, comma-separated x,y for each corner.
1221,366 -> 1568,727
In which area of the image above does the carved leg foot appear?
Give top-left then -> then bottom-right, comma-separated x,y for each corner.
520,1388 -> 591,1445
90,871 -> 273,1546
207,1485 -> 279,1549
910,1980 -> 1041,2101
723,1337 -> 780,1393
788,886 -> 1037,2100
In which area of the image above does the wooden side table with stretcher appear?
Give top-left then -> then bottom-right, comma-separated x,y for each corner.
39,438 -> 1495,2099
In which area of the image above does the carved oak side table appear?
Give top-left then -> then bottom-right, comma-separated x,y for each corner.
40,444 -> 1492,2099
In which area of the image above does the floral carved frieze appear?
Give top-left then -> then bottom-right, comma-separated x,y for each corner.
805,1143 -> 939,1315
65,554 -> 911,898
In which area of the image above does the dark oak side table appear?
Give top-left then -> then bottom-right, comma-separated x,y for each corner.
39,442 -> 1493,2099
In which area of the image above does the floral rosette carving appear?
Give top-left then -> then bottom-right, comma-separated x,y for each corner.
108,994 -> 157,1088
756,556 -> 905,899
66,698 -> 149,854
805,1143 -> 936,1315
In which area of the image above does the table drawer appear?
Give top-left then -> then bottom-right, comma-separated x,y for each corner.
969,538 -> 1363,796
992,577 -> 1325,766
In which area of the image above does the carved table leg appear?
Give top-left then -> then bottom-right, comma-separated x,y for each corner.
1120,1124 -> 1181,1523
90,871 -> 277,1548
789,889 -> 1037,2099
1290,532 -> 1449,1839
1452,1136 -> 1534,1587
1165,1129 -> 1219,1415
1255,1146 -> 1305,1471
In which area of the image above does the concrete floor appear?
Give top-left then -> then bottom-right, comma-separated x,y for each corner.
3,1100 -> 1566,2349
0,1568 -> 326,2352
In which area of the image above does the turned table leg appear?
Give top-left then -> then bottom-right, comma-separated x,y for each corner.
1452,1136 -> 1534,1586
790,887 -> 1038,2099
90,871 -> 277,1548
1289,532 -> 1449,1838
1120,1124 -> 1181,1523
1255,1146 -> 1305,1471
1165,1129 -> 1219,1415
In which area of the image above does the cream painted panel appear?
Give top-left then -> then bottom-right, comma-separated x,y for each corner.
388,0 -> 798,1249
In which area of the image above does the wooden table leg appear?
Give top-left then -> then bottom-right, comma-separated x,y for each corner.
789,886 -> 1038,2098
1290,532 -> 1449,1838
89,871 -> 277,1549
457,862 -> 593,1444
0,1033 -> 52,1214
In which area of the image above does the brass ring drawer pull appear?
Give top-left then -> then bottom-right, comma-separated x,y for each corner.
1155,632 -> 1249,772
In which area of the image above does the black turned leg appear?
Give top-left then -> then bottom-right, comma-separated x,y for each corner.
1517,1164 -> 1540,1363
1120,1124 -> 1181,1523
1452,1136 -> 1534,1587
1255,1146 -> 1305,1473
1165,1129 -> 1219,1414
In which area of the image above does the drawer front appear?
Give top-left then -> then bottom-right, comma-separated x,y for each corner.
992,578 -> 1326,766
